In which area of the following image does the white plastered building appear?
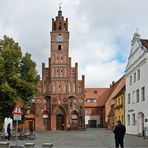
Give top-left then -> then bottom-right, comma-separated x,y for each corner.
125,33 -> 148,135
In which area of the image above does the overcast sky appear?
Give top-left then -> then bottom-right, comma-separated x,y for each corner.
0,0 -> 148,88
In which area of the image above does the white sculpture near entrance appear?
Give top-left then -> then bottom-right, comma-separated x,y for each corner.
4,117 -> 13,136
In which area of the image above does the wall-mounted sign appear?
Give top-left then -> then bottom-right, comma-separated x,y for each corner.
43,115 -> 49,118
72,115 -> 77,119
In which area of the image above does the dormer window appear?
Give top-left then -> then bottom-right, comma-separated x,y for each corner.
86,98 -> 97,103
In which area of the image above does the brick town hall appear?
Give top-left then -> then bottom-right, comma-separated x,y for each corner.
34,8 -> 85,131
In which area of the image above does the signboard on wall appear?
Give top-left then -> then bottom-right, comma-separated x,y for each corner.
72,115 -> 77,119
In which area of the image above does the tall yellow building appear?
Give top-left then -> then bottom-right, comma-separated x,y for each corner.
99,76 -> 125,129
113,77 -> 125,125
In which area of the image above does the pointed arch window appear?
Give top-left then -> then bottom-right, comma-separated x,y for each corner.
69,82 -> 71,93
73,83 -> 75,93
60,68 -> 63,77
56,68 -> 59,77
58,84 -> 61,93
63,82 -> 66,93
64,23 -> 66,31
52,82 -> 56,94
54,23 -> 56,31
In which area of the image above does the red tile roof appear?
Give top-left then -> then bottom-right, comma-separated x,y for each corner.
98,76 -> 125,107
97,88 -> 112,107
85,88 -> 108,107
140,39 -> 148,50
112,79 -> 125,100
85,88 -> 108,97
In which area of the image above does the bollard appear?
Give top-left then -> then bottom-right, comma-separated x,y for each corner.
24,143 -> 35,148
0,142 -> 9,148
42,143 -> 53,148
9,145 -> 24,148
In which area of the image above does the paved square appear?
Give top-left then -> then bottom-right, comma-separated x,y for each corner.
6,128 -> 148,148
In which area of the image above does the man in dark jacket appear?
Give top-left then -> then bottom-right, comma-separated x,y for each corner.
113,120 -> 126,148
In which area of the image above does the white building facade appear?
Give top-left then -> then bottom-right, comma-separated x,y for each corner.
125,33 -> 148,135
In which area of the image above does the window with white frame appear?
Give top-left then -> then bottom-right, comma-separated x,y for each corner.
128,114 -> 130,125
134,72 -> 136,83
130,76 -> 132,85
128,93 -> 130,104
136,89 -> 139,103
141,87 -> 145,101
132,113 -> 136,125
121,96 -> 123,105
137,69 -> 140,80
132,91 -> 135,104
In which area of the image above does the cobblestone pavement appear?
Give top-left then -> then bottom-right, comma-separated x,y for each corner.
4,128 -> 148,148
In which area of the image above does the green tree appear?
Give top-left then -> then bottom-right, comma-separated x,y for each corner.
0,35 -> 40,127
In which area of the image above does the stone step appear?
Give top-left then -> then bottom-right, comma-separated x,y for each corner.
42,143 -> 53,148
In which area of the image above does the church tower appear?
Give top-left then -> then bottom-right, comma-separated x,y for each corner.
35,7 -> 85,131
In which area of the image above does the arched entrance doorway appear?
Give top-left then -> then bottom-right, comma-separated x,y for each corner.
71,110 -> 78,130
137,112 -> 144,136
54,105 -> 66,130
42,110 -> 50,130
56,114 -> 64,130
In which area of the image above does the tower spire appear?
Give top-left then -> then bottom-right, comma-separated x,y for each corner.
58,2 -> 62,18
59,2 -> 62,11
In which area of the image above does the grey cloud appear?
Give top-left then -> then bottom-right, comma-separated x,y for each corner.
0,0 -> 148,87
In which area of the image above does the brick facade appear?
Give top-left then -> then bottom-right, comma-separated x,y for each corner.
34,8 -> 85,131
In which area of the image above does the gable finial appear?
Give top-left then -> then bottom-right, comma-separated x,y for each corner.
136,27 -> 139,34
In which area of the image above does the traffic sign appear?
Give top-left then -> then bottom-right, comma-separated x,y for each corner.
12,104 -> 23,115
13,114 -> 22,120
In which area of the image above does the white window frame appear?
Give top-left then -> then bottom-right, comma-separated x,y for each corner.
136,89 -> 139,103
132,113 -> 136,125
141,87 -> 145,101
128,93 -> 130,104
134,72 -> 136,83
128,114 -> 130,125
130,76 -> 132,85
137,69 -> 140,80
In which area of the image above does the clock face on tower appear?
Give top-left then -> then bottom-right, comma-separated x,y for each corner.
56,34 -> 64,42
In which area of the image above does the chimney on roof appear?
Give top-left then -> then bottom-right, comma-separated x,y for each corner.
110,81 -> 115,88
112,81 -> 115,85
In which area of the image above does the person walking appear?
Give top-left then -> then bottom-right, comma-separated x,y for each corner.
113,120 -> 126,148
7,123 -> 11,140
67,123 -> 71,131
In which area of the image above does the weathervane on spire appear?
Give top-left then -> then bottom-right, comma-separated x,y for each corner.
59,1 -> 62,11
